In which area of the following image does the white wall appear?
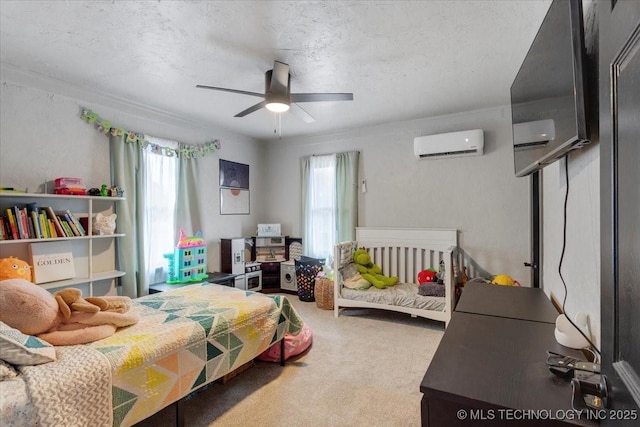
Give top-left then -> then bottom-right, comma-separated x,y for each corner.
264,106 -> 533,284
541,138 -> 600,348
0,65 -> 266,272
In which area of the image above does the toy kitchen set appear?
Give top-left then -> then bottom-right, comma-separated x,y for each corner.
220,224 -> 302,293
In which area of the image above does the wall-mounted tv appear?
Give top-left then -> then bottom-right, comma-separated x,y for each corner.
511,0 -> 590,178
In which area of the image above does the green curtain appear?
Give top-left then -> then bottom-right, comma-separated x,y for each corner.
109,134 -> 145,298
175,143 -> 202,241
335,151 -> 359,243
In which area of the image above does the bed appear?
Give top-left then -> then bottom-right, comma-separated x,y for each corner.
333,227 -> 458,326
1,283 -> 304,427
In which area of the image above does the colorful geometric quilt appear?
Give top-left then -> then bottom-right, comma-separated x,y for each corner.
89,283 -> 304,427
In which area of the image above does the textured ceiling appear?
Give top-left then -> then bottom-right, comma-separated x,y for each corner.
0,0 -> 552,141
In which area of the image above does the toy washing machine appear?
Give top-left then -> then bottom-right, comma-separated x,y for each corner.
280,260 -> 297,292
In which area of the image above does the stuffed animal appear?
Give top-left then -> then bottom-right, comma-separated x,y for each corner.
0,257 -> 33,282
417,268 -> 439,284
0,278 -> 139,345
353,248 -> 398,289
491,274 -> 521,287
93,212 -> 117,235
53,288 -> 131,319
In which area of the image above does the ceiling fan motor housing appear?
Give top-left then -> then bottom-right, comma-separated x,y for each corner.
265,69 -> 291,105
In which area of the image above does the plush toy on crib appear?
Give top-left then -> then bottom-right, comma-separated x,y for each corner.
417,268 -> 438,284
353,247 -> 398,289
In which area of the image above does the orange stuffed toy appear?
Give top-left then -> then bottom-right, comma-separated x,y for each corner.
0,256 -> 33,282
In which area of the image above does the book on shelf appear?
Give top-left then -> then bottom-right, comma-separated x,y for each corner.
43,206 -> 67,238
19,208 -> 31,239
67,210 -> 86,236
30,210 -> 42,239
56,215 -> 72,237
38,211 -> 50,238
26,216 -> 35,239
5,208 -> 19,239
0,218 -> 7,240
56,210 -> 85,236
47,219 -> 57,238
3,216 -> 14,239
29,240 -> 76,284
12,207 -> 25,239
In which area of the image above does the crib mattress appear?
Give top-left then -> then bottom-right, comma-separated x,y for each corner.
340,282 -> 445,311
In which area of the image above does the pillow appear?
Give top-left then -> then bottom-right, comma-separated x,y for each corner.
0,359 -> 19,380
0,321 -> 57,365
343,273 -> 372,290
339,262 -> 359,281
418,283 -> 445,297
257,323 -> 313,362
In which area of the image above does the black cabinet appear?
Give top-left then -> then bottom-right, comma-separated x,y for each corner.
260,261 -> 281,293
420,285 -> 596,426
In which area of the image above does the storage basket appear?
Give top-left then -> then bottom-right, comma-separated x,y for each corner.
314,277 -> 334,310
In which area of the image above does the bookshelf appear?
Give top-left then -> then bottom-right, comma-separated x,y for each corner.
0,193 -> 125,296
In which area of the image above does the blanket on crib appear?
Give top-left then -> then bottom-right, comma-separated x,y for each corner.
18,284 -> 304,427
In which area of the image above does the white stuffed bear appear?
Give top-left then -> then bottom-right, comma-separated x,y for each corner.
93,213 -> 117,235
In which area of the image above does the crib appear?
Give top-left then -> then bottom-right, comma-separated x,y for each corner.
333,227 -> 458,327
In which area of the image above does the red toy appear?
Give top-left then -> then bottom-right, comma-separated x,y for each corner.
54,177 -> 86,195
417,269 -> 438,284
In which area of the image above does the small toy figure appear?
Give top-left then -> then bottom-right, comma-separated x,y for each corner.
100,184 -> 108,196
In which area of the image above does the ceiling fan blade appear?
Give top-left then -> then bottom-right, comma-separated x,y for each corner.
196,85 -> 265,98
291,103 -> 316,123
290,93 -> 354,103
235,100 -> 267,117
270,61 -> 290,94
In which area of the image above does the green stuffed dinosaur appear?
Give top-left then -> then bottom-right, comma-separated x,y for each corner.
353,248 -> 398,289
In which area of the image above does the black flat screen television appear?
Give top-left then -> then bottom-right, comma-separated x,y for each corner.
510,0 -> 589,178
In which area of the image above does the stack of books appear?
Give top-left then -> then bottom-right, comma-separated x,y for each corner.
0,202 -> 86,240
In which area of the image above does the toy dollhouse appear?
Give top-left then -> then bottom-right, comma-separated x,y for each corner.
164,229 -> 208,284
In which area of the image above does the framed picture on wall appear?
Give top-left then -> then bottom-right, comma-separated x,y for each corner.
219,159 -> 249,189
219,159 -> 250,215
220,188 -> 250,215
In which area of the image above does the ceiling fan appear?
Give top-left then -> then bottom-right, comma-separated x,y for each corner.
196,60 -> 353,123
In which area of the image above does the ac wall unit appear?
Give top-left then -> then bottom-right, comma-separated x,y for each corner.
414,129 -> 484,159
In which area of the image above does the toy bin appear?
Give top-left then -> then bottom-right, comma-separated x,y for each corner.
54,177 -> 86,195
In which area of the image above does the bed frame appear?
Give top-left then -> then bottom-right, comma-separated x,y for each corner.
333,227 -> 458,326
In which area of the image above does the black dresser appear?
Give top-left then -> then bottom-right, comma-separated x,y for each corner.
420,283 -> 597,426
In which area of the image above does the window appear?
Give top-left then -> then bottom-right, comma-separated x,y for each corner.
142,136 -> 178,285
305,155 -> 337,261
302,151 -> 359,264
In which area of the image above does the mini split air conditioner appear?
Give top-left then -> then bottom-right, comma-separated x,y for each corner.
414,129 -> 484,159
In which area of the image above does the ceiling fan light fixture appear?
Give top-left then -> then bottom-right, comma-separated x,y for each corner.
266,102 -> 290,113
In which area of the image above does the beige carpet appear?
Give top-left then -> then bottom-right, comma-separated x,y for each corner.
134,295 -> 444,427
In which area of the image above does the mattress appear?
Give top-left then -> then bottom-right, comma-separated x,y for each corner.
340,282 -> 445,311
2,283 -> 305,427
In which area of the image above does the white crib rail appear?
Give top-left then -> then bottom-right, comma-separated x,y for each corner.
333,227 -> 458,327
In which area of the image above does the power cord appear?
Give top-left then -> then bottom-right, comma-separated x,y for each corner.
559,154 -> 601,362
